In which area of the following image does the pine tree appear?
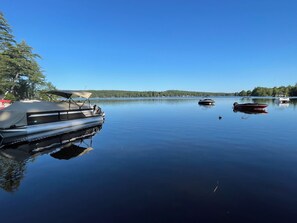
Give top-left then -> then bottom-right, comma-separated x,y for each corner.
0,12 -> 55,100
0,12 -> 15,50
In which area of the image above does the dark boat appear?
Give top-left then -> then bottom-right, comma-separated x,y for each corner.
198,99 -> 215,105
233,102 -> 268,111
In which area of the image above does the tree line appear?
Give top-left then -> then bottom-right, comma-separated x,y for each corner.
0,12 -> 55,101
87,90 -> 234,98
236,84 -> 297,97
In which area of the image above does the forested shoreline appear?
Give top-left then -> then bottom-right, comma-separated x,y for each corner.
87,85 -> 297,98
87,90 -> 234,98
237,85 -> 297,97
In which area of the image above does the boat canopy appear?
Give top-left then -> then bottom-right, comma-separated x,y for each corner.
46,90 -> 92,99
0,101 -> 90,129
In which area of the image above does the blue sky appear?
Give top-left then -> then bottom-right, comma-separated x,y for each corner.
1,0 -> 297,92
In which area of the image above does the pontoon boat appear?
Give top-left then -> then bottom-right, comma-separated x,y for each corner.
0,90 -> 104,147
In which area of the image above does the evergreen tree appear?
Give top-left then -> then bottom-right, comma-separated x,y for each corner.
0,12 -> 55,100
0,12 -> 15,50
0,41 -> 45,99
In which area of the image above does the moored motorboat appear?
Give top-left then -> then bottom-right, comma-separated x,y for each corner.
275,96 -> 290,104
233,102 -> 268,111
198,99 -> 215,105
0,90 -> 104,147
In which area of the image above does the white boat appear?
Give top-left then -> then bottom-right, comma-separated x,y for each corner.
275,96 -> 290,104
0,90 -> 104,146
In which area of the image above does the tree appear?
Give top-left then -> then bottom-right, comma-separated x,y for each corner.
0,12 -> 15,50
0,41 -> 45,99
0,12 -> 55,100
238,90 -> 247,96
0,12 -> 15,96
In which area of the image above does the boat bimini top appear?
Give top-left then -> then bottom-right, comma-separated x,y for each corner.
46,90 -> 92,99
46,90 -> 93,109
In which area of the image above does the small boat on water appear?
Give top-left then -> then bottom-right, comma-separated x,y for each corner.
233,102 -> 268,111
275,96 -> 290,104
198,99 -> 215,105
0,90 -> 105,147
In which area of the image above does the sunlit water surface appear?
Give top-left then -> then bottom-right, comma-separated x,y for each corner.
0,97 -> 297,223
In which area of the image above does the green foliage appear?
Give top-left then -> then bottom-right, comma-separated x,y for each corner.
3,92 -> 16,101
37,82 -> 57,101
237,90 -> 248,96
0,41 -> 45,98
0,12 -> 55,100
86,90 -> 234,98
238,84 -> 297,97
0,12 -> 15,50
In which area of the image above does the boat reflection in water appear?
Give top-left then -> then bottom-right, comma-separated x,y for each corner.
233,102 -> 268,114
233,108 -> 268,114
0,125 -> 102,192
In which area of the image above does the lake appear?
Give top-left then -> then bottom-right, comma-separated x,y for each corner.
1,97 -> 297,223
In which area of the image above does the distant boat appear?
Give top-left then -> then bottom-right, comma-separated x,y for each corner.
198,99 -> 215,105
233,102 -> 268,112
275,96 -> 290,104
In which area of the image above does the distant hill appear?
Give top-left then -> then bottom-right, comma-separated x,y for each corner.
86,90 -> 234,98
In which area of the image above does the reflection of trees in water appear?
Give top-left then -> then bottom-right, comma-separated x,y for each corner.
243,97 -> 297,108
198,104 -> 215,110
290,99 -> 297,108
91,98 -> 201,106
0,155 -> 26,192
0,125 -> 102,192
252,98 -> 274,104
95,97 -> 297,108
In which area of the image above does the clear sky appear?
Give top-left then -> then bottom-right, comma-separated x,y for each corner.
1,0 -> 297,92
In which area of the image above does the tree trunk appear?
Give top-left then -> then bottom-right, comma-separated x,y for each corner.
3,72 -> 20,98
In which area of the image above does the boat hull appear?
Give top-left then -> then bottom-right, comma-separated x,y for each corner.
0,115 -> 104,146
198,99 -> 215,105
233,102 -> 267,111
198,102 -> 214,105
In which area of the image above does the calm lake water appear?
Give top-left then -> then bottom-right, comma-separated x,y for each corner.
1,97 -> 297,223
